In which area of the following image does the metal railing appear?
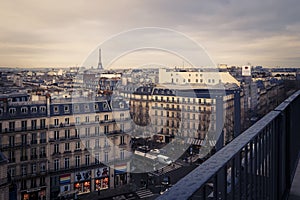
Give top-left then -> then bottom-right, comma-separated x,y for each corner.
158,90 -> 300,200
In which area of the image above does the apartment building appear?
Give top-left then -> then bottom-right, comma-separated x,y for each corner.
122,83 -> 243,155
0,93 -> 132,200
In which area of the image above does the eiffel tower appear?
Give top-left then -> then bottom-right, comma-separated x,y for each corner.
98,48 -> 103,70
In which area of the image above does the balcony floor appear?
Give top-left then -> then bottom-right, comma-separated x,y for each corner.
289,158 -> 300,200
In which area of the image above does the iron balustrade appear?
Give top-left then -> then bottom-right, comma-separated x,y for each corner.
158,90 -> 300,200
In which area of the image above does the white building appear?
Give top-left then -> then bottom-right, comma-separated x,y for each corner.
158,69 -> 240,86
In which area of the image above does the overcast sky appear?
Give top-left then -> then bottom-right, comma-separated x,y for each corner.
1,0 -> 300,68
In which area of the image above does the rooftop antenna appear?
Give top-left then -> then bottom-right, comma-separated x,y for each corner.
98,48 -> 103,70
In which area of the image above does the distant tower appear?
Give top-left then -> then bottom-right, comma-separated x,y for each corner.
98,48 -> 103,70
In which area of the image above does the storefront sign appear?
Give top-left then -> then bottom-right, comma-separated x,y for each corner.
95,167 -> 109,178
74,170 -> 91,182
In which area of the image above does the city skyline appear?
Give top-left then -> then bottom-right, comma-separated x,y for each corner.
1,0 -> 300,68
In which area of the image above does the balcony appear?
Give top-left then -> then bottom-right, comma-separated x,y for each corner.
159,90 -> 300,200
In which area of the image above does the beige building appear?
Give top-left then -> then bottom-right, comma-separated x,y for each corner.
0,93 -> 132,200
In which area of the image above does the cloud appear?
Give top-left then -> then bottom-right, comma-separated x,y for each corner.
0,0 -> 300,67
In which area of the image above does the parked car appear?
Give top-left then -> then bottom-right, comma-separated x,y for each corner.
157,155 -> 172,165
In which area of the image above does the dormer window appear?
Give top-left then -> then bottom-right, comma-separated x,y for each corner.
9,108 -> 16,115
40,106 -> 46,113
21,107 -> 28,114
31,107 -> 37,113
54,106 -> 59,113
64,105 -> 69,112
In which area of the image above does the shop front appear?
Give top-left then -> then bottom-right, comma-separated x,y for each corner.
114,164 -> 127,187
94,167 -> 109,191
74,170 -> 91,195
22,188 -> 46,200
57,174 -> 76,199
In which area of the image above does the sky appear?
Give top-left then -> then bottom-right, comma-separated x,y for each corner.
1,0 -> 300,68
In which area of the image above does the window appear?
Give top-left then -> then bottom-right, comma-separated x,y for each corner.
120,150 -> 125,160
31,133 -> 37,144
31,120 -> 37,130
64,158 -> 70,169
85,116 -> 89,123
104,126 -> 109,134
21,135 -> 27,145
8,151 -> 15,162
95,126 -> 100,136
40,119 -> 46,129
75,156 -> 80,167
103,103 -> 108,109
31,164 -> 37,174
65,143 -> 70,151
30,178 -> 36,188
75,117 -> 80,124
21,107 -> 28,114
54,159 -> 59,171
76,142 -> 81,150
40,176 -> 46,186
9,136 -> 14,146
54,131 -> 59,140
31,107 -> 37,113
75,129 -> 80,138
104,114 -> 109,121
9,121 -> 15,132
95,115 -> 99,122
104,138 -> 109,147
21,180 -> 27,190
104,152 -> 108,162
85,140 -> 90,149
9,167 -> 15,177
85,127 -> 90,136
54,119 -> 59,126
54,106 -> 59,113
120,135 -> 125,145
74,104 -> 80,112
9,108 -> 16,115
65,118 -> 70,125
65,129 -> 70,139
21,165 -> 27,176
85,155 -> 90,165
40,132 -> 46,143
95,139 -> 99,148
40,163 -> 46,172
21,120 -> 27,131
64,105 -> 69,112
54,144 -> 59,154
94,104 -> 99,110
95,153 -> 100,164
40,146 -> 46,157
120,124 -> 124,132
40,106 -> 46,113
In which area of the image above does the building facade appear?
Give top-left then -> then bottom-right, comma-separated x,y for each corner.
0,93 -> 132,200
